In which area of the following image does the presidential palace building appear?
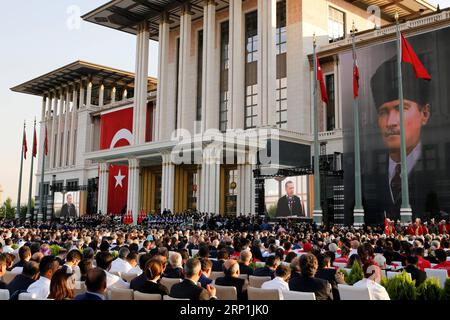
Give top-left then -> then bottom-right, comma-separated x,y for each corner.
12,0 -> 450,224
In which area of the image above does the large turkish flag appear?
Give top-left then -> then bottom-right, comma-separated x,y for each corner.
100,107 -> 133,215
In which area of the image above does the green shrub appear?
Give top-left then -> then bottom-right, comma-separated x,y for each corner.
441,278 -> 450,300
382,271 -> 417,300
417,278 -> 442,300
49,244 -> 62,256
345,261 -> 364,285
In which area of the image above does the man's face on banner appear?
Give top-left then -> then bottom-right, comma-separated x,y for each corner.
377,99 -> 430,155
285,182 -> 294,197
66,194 -> 73,205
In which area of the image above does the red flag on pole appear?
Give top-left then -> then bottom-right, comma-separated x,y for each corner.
353,62 -> 360,98
32,126 -> 37,158
23,129 -> 28,159
44,126 -> 48,156
316,57 -> 328,104
401,34 -> 431,80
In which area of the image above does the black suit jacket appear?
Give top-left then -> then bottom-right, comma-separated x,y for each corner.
315,268 -> 340,300
74,292 -> 104,301
61,203 -> 77,219
288,275 -> 333,301
404,265 -> 427,287
276,195 -> 304,217
215,276 -> 247,301
170,279 -> 211,300
239,263 -> 254,276
7,274 -> 35,296
253,267 -> 274,278
212,260 -> 225,272
164,267 -> 184,279
130,273 -> 147,291
135,280 -> 169,296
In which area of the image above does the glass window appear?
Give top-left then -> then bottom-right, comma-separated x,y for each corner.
325,74 -> 335,131
276,0 -> 287,55
276,78 -> 288,129
220,22 -> 229,132
328,7 -> 345,43
245,84 -> 258,129
246,11 -> 258,63
196,30 -> 203,122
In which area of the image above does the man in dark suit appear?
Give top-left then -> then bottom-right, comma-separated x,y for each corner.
404,255 -> 427,287
254,256 -> 279,279
212,249 -> 228,272
7,261 -> 39,297
315,253 -> 343,300
238,251 -> 254,276
130,254 -> 152,291
169,258 -> 217,300
276,181 -> 304,217
75,268 -> 107,301
60,193 -> 77,221
368,52 -> 437,222
215,260 -> 247,300
163,252 -> 184,279
289,254 -> 333,300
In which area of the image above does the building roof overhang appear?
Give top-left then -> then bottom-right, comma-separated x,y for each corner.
10,60 -> 157,97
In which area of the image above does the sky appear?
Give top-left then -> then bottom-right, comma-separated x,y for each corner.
0,0 -> 449,205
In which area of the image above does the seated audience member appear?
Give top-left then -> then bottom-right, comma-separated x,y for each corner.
75,268 -> 107,300
285,252 -> 297,264
346,254 -> 362,269
432,249 -> 450,276
288,254 -> 333,301
199,259 -> 213,289
7,261 -> 40,297
373,254 -> 387,270
170,258 -> 217,300
2,239 -> 14,254
251,239 -> 264,262
334,246 -> 349,264
414,247 -> 431,271
215,259 -> 247,301
126,252 -> 139,273
109,247 -> 132,274
10,246 -> 31,274
404,255 -> 427,287
130,254 -> 152,290
315,253 -> 345,300
261,265 -> 291,292
139,240 -> 152,254
212,249 -> 229,272
79,259 -> 93,282
254,255 -> 279,278
27,256 -> 60,299
4,253 -> 15,271
95,252 -> 129,289
48,267 -> 75,300
164,252 -> 184,278
353,264 -> 390,300
289,257 -> 301,280
64,249 -> 82,281
0,254 -> 7,289
135,258 -> 169,296
238,250 -> 254,276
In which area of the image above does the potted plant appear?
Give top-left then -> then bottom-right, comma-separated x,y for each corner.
440,278 -> 450,300
417,278 -> 442,300
381,271 -> 417,300
344,261 -> 364,285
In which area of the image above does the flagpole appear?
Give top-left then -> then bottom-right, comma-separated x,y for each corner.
351,22 -> 364,227
312,33 -> 322,225
38,124 -> 46,222
16,121 -> 26,220
395,12 -> 412,226
26,118 -> 36,221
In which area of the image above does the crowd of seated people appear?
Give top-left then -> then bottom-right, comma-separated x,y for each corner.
0,213 -> 449,301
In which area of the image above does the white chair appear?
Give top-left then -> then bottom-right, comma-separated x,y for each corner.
122,273 -> 139,283
333,262 -> 347,270
424,268 -> 448,288
247,287 -> 281,300
386,271 -> 412,281
18,293 -> 41,300
338,284 -> 371,300
0,289 -> 10,300
249,276 -> 271,288
160,278 -> 182,293
191,249 -> 199,257
133,291 -> 162,300
108,288 -> 134,300
447,257 -> 450,262
214,284 -> 238,300
209,271 -> 225,281
282,291 -> 315,300
2,272 -> 17,285
163,295 -> 189,300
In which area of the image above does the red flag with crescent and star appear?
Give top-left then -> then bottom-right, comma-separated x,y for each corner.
32,126 -> 37,158
316,57 -> 328,104
100,107 -> 133,215
23,128 -> 28,159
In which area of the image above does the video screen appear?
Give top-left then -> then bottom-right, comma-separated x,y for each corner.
53,191 -> 80,220
264,176 -> 310,218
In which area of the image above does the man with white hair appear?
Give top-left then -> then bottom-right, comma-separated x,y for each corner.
109,247 -> 132,274
215,259 -> 247,300
164,252 -> 184,278
353,264 -> 390,300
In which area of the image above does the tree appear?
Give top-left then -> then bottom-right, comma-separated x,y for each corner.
4,197 -> 15,219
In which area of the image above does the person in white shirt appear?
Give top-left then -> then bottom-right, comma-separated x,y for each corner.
64,249 -> 82,281
2,239 -> 14,254
125,252 -> 140,275
109,247 -> 132,274
261,265 -> 291,292
353,264 -> 390,300
95,251 -> 129,289
27,256 -> 60,299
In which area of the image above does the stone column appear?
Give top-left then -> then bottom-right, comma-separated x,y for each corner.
161,152 -> 175,212
133,21 -> 150,145
156,13 -> 170,141
98,162 -> 109,214
98,83 -> 105,108
126,158 -> 140,224
68,86 -> 78,166
62,88 -> 71,167
200,148 -> 221,214
111,87 -> 116,104
49,90 -> 58,168
229,0 -> 245,130
55,88 -> 65,168
257,0 -> 277,126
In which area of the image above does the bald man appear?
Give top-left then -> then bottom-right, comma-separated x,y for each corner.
215,259 -> 248,300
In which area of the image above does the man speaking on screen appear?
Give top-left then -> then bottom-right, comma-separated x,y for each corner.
60,193 -> 78,221
276,181 -> 304,217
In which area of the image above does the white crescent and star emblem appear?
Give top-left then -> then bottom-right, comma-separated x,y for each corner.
110,129 -> 133,149
114,170 -> 126,188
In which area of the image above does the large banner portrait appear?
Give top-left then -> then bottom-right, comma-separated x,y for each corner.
341,26 -> 450,225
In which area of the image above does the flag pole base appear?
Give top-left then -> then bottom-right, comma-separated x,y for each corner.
353,208 -> 365,227
400,207 -> 413,226
313,210 -> 323,225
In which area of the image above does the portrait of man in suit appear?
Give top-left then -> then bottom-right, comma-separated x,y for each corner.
60,193 -> 77,220
276,181 -> 304,217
